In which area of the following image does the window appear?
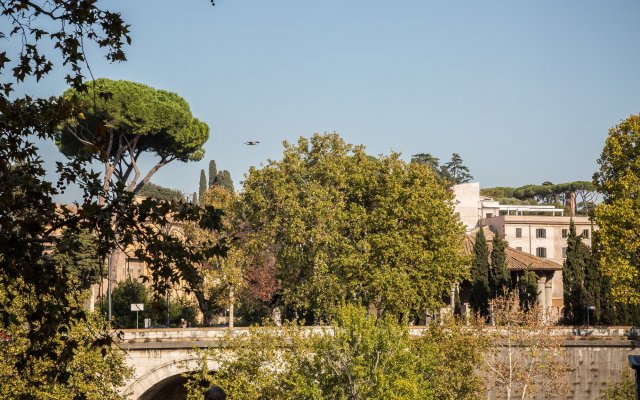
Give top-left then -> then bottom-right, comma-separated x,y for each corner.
582,229 -> 589,239
516,246 -> 523,251
536,247 -> 547,258
536,228 -> 546,238
515,228 -> 522,238
486,213 -> 493,218
562,247 -> 567,258
562,229 -> 568,239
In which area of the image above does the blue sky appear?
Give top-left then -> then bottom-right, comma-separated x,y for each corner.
20,1 -> 640,197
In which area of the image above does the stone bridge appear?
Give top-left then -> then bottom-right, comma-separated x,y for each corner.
119,327 -> 640,400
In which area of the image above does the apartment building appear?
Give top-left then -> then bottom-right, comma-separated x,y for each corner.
454,182 -> 597,314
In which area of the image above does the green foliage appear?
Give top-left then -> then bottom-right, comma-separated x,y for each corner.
489,233 -> 511,298
208,160 -> 218,188
480,187 -> 516,199
199,169 -> 208,204
214,170 -> 235,192
58,79 -> 209,171
185,304 -> 486,400
51,229 -> 103,290
563,219 -> 590,324
517,269 -> 538,311
481,181 -> 598,214
443,153 -> 473,184
139,182 -> 184,202
470,228 -> 490,316
594,114 -> 640,302
240,133 -> 467,320
604,369 -> 636,400
109,279 -> 198,328
110,279 -> 150,328
0,278 -> 132,399
0,1 -> 130,94
0,0 -> 221,390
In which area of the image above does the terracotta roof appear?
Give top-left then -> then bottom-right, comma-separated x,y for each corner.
463,226 -> 562,271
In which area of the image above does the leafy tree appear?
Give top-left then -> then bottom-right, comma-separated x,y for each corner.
199,169 -> 207,203
563,219 -> 590,324
57,78 -> 209,197
209,160 -> 218,188
410,152 -> 453,184
56,78 -> 216,299
481,187 -> 516,199
411,152 -> 441,170
517,269 -> 538,311
183,186 -> 246,326
0,0 -> 133,388
470,228 -> 490,316
0,277 -> 132,399
604,368 -> 636,400
51,229 -> 103,290
483,182 -> 598,215
489,233 -> 511,298
139,182 -> 184,202
444,153 -> 473,184
110,279 -> 151,329
594,114 -> 640,302
485,294 -> 570,399
0,1 -> 220,393
109,278 -> 198,328
185,304 -> 486,400
239,133 -> 467,321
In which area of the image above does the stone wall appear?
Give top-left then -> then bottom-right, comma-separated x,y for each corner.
120,327 -> 640,400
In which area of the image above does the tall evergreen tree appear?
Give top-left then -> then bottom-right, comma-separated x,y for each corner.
470,228 -> 490,316
214,170 -> 235,193
517,269 -> 539,311
584,231 -> 604,324
563,219 -> 589,324
444,153 -> 473,184
208,160 -> 218,188
199,169 -> 207,203
489,233 -> 511,298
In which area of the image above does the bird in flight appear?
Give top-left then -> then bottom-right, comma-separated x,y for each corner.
244,141 -> 260,146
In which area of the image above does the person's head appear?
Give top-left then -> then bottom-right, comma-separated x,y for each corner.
204,386 -> 226,400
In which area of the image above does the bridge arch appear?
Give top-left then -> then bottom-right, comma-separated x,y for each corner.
125,357 -> 220,400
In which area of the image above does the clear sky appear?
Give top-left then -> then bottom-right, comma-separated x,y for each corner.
19,0 -> 640,197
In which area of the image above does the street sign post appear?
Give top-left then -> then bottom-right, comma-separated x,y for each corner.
131,303 -> 144,329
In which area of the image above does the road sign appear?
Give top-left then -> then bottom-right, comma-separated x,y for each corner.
131,303 -> 144,311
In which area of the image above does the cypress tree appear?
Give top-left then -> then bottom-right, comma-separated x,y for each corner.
470,228 -> 490,316
208,160 -> 217,188
563,219 -> 589,324
489,233 -> 511,298
199,169 -> 207,204
584,231 -> 603,324
518,269 -> 539,311
214,170 -> 235,193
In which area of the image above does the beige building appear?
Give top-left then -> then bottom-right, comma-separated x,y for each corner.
463,227 -> 563,320
453,182 -> 598,316
483,215 -> 594,266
